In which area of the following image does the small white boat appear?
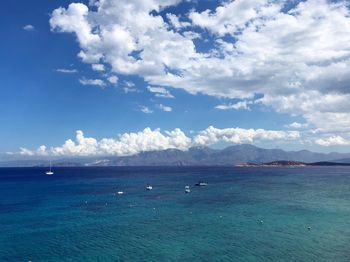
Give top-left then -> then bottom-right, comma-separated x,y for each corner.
117,191 -> 124,195
45,160 -> 54,175
146,185 -> 153,190
195,182 -> 207,186
185,185 -> 190,193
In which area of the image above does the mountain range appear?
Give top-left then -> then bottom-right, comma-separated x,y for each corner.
1,144 -> 350,167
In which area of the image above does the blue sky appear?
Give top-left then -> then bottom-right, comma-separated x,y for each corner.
1,0 -> 350,157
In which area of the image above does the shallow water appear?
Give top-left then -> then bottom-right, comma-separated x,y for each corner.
1,166 -> 350,261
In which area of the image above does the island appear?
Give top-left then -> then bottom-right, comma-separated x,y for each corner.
235,160 -> 350,167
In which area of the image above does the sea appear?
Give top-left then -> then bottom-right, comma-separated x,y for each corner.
1,166 -> 350,262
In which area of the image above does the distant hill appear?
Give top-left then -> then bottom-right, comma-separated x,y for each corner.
332,158 -> 350,164
104,145 -> 350,166
1,144 -> 350,167
247,160 -> 350,167
308,161 -> 350,166
262,161 -> 306,166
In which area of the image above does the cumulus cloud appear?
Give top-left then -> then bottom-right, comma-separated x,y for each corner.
193,126 -> 300,146
91,63 -> 105,71
315,136 -> 350,146
19,147 -> 34,156
50,3 -> 100,55
21,128 -> 191,156
20,145 -> 48,156
18,126 -> 305,156
107,75 -> 118,84
215,101 -> 251,110
147,86 -> 174,98
23,24 -> 35,31
49,0 -> 350,132
284,122 -> 308,129
79,78 -> 106,87
189,0 -> 272,36
259,92 -> 350,132
166,13 -> 191,30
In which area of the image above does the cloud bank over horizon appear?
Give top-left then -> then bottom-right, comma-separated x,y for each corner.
16,125 -> 350,157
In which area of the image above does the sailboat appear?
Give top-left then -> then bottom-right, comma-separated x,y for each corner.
46,160 -> 54,175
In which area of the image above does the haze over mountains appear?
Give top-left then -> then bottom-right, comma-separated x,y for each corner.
1,144 -> 350,167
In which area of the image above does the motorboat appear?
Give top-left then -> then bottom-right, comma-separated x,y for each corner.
195,182 -> 208,186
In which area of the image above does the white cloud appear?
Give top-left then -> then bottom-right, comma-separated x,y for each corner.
20,145 -> 48,156
107,75 -> 118,84
182,31 -> 201,40
23,24 -> 35,31
19,147 -> 34,156
158,104 -> 172,112
50,3 -> 100,55
284,122 -> 308,129
122,81 -> 138,93
18,126 -> 304,157
259,92 -> 350,132
92,63 -> 105,71
147,86 -> 174,98
189,0 -> 273,36
140,106 -> 153,114
49,0 -> 199,85
315,136 -> 350,146
51,130 -> 98,156
49,0 -> 350,132
36,145 -> 48,155
193,126 -> 300,146
307,112 -> 350,133
56,68 -> 78,73
22,128 -> 191,156
215,101 -> 251,110
166,13 -> 191,30
79,78 -> 106,87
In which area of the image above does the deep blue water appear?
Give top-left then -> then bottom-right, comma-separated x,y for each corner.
1,166 -> 350,261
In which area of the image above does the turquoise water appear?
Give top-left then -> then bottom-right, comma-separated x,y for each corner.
1,166 -> 350,261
